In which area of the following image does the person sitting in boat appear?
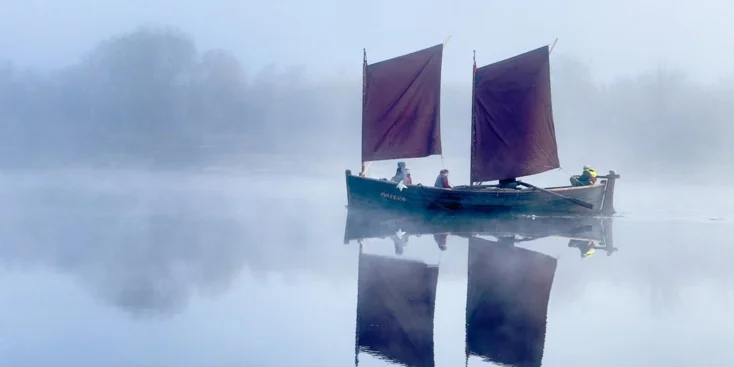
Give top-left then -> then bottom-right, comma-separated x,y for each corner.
405,169 -> 413,185
568,239 -> 617,257
570,165 -> 598,186
568,239 -> 596,258
391,162 -> 409,183
390,231 -> 409,255
433,233 -> 448,251
434,169 -> 452,189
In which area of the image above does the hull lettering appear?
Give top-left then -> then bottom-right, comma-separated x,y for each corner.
380,192 -> 406,201
379,218 -> 407,226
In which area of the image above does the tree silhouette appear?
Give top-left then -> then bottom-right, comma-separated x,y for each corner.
1,25 -> 733,179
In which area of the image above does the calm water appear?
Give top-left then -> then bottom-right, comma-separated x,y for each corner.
1,171 -> 733,367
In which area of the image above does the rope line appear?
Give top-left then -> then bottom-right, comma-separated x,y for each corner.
415,184 -> 455,212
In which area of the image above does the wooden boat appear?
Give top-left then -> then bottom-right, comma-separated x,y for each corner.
345,43 -> 620,216
354,245 -> 438,367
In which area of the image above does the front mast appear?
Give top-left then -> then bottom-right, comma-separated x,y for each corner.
359,48 -> 368,176
470,49 -> 477,186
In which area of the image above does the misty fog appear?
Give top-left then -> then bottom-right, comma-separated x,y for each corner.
1,26 -> 732,184
2,4 -> 734,366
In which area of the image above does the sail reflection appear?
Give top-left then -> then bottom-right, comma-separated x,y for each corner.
355,247 -> 438,367
465,236 -> 554,367
346,208 -> 616,367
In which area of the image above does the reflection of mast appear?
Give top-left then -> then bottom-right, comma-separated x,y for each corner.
464,236 -> 557,367
354,244 -> 438,367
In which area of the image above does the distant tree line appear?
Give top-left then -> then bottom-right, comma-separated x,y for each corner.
550,58 -> 734,179
0,26 -> 359,169
1,25 -> 732,177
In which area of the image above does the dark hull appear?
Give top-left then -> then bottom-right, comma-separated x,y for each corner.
344,169 -> 619,216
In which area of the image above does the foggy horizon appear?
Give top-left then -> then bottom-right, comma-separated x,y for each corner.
2,24 -> 733,185
3,23 -> 732,86
2,0 -> 732,84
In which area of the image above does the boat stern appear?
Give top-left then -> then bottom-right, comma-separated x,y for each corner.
345,169 -> 354,208
599,170 -> 620,215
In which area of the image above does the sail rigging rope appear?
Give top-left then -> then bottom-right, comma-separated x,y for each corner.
557,166 -> 573,176
416,184 -> 455,212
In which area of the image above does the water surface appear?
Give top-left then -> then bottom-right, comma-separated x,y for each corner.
0,171 -> 732,367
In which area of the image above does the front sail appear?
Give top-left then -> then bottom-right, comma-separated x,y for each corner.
362,44 -> 444,162
470,46 -> 560,183
465,236 -> 557,367
355,252 -> 438,367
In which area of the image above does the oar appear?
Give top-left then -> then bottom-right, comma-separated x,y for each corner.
517,181 -> 594,210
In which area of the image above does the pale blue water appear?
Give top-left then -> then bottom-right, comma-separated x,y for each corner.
0,171 -> 732,367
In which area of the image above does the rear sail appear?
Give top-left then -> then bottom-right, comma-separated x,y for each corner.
470,46 -> 560,183
362,44 -> 444,163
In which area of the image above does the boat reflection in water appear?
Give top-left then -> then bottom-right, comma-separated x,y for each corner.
345,208 -> 616,367
354,241 -> 439,367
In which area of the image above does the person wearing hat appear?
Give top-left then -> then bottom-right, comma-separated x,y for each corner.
570,165 -> 598,186
391,162 -> 409,184
434,169 -> 452,189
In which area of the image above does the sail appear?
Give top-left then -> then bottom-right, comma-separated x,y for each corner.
470,45 -> 560,183
362,44 -> 444,162
465,236 -> 557,367
356,252 -> 438,367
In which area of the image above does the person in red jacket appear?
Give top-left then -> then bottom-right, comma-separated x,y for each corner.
434,169 -> 452,189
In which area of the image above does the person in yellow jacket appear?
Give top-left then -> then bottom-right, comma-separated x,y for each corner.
568,239 -> 597,258
568,238 -> 618,258
570,165 -> 598,186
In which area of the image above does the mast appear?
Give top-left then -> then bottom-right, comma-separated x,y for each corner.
470,50 -> 477,186
360,48 -> 367,176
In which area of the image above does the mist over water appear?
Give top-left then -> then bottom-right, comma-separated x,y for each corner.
0,172 -> 733,366
2,5 -> 734,366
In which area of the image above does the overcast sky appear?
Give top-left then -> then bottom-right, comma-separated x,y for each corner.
0,0 -> 731,84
